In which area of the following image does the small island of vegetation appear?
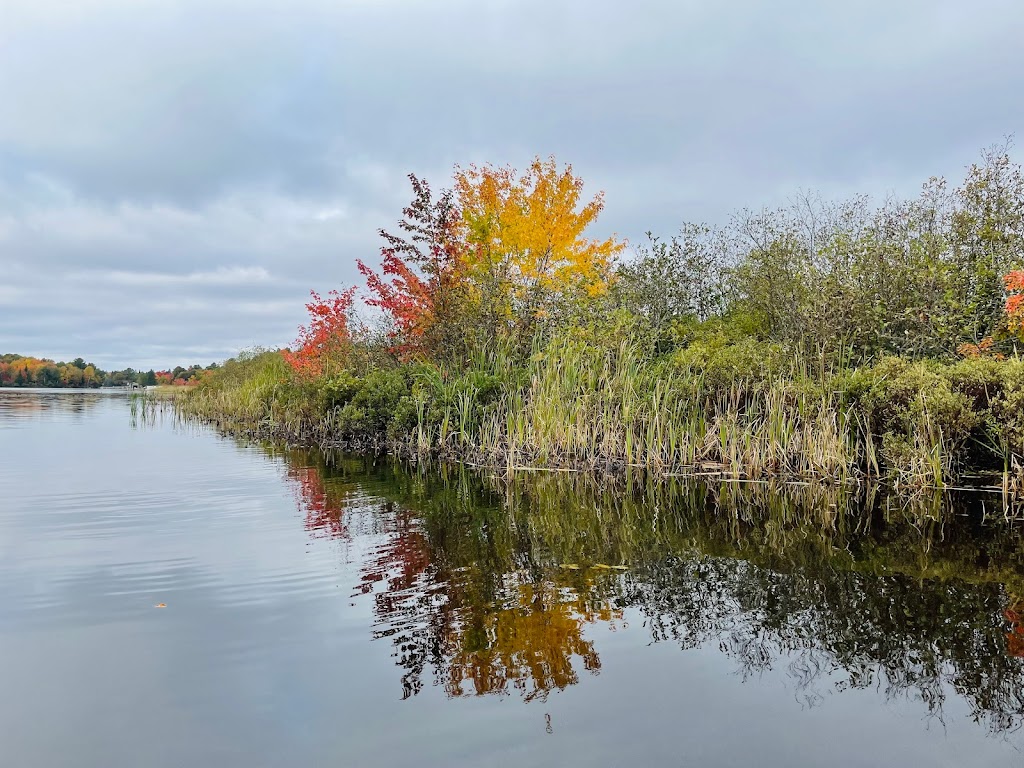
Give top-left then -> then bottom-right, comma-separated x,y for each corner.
179,146 -> 1024,497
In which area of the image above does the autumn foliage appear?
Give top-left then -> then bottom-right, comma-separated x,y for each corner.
357,157 -> 623,359
283,288 -> 357,377
357,176 -> 467,360
453,157 -> 622,346
1007,270 -> 1024,333
0,356 -> 100,387
956,337 -> 1005,360
0,354 -> 212,388
454,156 -> 621,302
155,371 -> 200,386
191,146 -> 1024,494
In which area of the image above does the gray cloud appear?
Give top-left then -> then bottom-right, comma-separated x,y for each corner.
1,0 -> 1023,368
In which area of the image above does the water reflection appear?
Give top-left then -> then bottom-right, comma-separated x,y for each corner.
287,462 -> 353,539
278,448 -> 1024,733
282,451 -> 623,700
0,387 -> 114,422
1006,597 -> 1024,659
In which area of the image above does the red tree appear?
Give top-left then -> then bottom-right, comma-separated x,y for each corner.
282,287 -> 357,377
357,175 -> 467,360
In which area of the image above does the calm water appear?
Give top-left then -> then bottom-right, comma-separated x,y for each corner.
3,389 -> 1024,766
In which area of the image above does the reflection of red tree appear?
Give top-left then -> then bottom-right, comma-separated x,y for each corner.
359,508 -> 432,600
284,459 -> 621,701
287,464 -> 349,540
1005,600 -> 1024,658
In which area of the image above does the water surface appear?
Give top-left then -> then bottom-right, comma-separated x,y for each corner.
2,388 -> 1024,766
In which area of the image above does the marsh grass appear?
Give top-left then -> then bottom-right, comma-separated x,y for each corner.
176,338 -> 1024,503
422,338 -> 904,491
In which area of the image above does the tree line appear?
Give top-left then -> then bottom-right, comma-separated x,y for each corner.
0,354 -> 219,388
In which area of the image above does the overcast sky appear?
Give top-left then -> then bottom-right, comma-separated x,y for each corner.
1,0 -> 1023,370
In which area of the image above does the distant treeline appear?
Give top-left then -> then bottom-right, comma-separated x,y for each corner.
0,354 -> 219,388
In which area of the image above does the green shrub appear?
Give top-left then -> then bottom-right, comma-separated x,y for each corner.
334,369 -> 414,441
670,334 -> 789,391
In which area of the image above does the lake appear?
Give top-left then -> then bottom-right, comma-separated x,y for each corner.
2,388 -> 1024,767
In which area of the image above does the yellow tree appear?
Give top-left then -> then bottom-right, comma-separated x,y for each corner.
453,156 -> 624,345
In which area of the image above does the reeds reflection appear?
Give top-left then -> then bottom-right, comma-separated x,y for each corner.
276,448 -> 1024,732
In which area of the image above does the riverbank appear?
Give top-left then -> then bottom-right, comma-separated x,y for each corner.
174,341 -> 1024,502
178,147 -> 1024,503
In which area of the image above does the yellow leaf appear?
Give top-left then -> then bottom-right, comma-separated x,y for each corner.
452,156 -> 624,341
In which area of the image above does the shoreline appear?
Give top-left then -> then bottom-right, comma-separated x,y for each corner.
170,395 -> 1024,516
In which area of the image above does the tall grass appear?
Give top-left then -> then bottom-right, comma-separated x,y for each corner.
176,351 -> 328,443
177,338 -> 1024,498
417,335 -> 862,483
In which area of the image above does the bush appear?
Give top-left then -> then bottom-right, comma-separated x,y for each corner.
671,334 -> 789,390
844,356 -> 1024,477
312,368 -> 415,442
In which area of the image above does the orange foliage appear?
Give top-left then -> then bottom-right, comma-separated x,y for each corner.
1007,270 -> 1024,332
282,287 -> 357,377
454,157 -> 623,323
957,336 -> 1004,360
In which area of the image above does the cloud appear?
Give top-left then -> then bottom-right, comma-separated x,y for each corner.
0,286 -> 22,306
1,0 -> 1022,368
80,266 -> 272,287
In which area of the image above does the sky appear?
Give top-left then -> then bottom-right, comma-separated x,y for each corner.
1,0 -> 1023,370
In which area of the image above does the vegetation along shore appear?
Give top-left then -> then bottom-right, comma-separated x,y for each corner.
177,146 -> 1024,499
0,354 -> 219,388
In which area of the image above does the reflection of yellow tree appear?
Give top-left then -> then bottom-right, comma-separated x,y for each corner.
445,577 -> 622,701
276,449 -> 1024,728
359,511 -> 626,701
